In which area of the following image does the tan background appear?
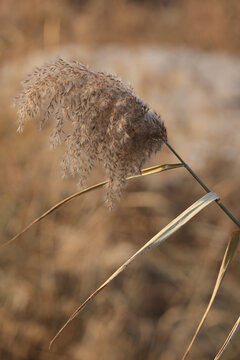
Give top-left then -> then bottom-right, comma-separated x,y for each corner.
0,1 -> 239,359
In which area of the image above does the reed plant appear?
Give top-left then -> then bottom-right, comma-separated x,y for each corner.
5,58 -> 240,358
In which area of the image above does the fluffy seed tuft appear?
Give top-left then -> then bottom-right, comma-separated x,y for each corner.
14,58 -> 167,208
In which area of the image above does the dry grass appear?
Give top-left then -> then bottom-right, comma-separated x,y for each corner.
214,316 -> 240,360
1,0 -> 240,64
1,49 -> 240,360
0,1 -> 240,359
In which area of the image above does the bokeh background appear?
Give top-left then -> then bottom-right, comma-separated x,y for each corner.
0,1 -> 240,359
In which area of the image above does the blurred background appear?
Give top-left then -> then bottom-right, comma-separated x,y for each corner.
0,0 -> 240,359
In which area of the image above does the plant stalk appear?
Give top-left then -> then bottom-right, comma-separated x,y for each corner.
164,141 -> 240,228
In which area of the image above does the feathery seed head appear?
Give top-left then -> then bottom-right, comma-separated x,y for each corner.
14,58 -> 167,208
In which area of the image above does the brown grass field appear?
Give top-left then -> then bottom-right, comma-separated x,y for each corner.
0,1 -> 239,359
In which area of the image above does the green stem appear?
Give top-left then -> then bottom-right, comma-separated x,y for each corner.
164,141 -> 240,228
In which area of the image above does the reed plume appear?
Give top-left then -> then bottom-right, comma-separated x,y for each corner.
14,58 -> 167,208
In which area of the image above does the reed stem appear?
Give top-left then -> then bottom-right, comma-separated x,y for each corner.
164,141 -> 240,228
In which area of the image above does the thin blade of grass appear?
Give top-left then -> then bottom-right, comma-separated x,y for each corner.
181,230 -> 240,360
0,163 -> 183,250
49,191 -> 219,349
214,316 -> 240,360
0,181 -> 106,250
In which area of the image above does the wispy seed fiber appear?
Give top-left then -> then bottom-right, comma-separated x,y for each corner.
14,58 -> 167,208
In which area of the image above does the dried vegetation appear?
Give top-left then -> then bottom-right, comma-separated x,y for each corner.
0,1 -> 240,359
15,58 -> 166,208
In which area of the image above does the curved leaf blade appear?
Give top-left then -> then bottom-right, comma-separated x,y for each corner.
181,230 -> 240,360
214,316 -> 240,360
49,192 -> 219,349
0,163 -> 183,250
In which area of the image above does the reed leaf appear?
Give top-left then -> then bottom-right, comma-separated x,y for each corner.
214,316 -> 240,360
49,191 -> 219,349
182,230 -> 240,360
0,163 -> 182,250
